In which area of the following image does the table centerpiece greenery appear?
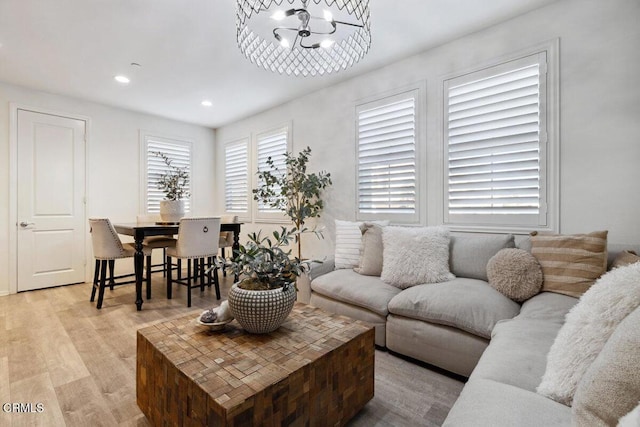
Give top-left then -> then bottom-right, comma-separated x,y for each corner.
151,151 -> 190,222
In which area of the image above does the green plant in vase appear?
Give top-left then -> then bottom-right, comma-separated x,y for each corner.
151,151 -> 190,222
253,146 -> 332,259
152,151 -> 190,201
216,227 -> 312,333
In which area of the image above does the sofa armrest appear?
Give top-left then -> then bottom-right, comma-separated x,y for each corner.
297,258 -> 335,304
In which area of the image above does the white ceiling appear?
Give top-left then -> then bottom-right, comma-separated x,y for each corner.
0,0 -> 558,128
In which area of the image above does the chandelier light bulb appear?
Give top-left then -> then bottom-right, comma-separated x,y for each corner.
320,39 -> 334,48
201,100 -> 213,107
323,10 -> 333,22
271,10 -> 286,20
280,37 -> 291,48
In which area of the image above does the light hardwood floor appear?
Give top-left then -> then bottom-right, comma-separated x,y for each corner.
0,274 -> 463,426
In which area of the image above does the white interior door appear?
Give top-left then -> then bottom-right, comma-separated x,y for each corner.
17,109 -> 86,291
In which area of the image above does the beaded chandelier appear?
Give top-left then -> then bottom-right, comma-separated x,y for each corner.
236,0 -> 371,77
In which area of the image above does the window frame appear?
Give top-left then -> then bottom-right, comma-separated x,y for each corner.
441,41 -> 559,233
355,85 -> 424,224
252,123 -> 292,223
223,137 -> 251,222
140,131 -> 193,215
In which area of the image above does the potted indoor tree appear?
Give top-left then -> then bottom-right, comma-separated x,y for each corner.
218,227 -> 310,333
253,146 -> 331,259
152,151 -> 190,223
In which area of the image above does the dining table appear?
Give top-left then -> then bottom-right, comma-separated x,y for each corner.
113,221 -> 242,311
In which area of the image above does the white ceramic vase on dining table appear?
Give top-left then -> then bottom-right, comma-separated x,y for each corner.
159,200 -> 185,223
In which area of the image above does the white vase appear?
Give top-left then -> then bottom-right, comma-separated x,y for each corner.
159,200 -> 185,223
228,283 -> 297,334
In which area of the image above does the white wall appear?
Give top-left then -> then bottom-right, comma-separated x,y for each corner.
214,0 -> 640,259
0,82 -> 217,295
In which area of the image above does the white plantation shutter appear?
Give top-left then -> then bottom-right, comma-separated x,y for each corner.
146,137 -> 191,213
357,91 -> 417,221
224,139 -> 249,215
256,127 -> 288,219
444,53 -> 548,227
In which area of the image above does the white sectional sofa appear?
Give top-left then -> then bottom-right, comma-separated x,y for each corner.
297,230 -> 640,426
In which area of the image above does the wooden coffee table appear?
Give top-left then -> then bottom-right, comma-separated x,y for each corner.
136,303 -> 375,426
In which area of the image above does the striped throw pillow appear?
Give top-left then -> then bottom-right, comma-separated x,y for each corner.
530,230 -> 608,297
334,220 -> 363,269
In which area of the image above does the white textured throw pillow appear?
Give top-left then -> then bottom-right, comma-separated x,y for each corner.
381,226 -> 455,289
537,262 -> 640,406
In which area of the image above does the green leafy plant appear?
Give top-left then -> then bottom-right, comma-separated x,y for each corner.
217,227 -> 310,291
253,146 -> 332,258
152,151 -> 190,200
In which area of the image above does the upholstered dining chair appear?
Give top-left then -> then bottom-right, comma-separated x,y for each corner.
166,217 -> 221,307
218,214 -> 238,277
89,218 -> 152,309
136,214 -> 176,282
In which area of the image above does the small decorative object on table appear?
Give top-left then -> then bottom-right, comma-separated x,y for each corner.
197,301 -> 233,331
217,227 -> 311,334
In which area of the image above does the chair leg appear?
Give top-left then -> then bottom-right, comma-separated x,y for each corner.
221,248 -> 227,277
97,260 -> 108,309
146,255 -> 152,300
206,257 -> 213,288
178,259 -> 182,280
187,260 -> 192,308
108,259 -> 115,290
213,266 -> 221,300
167,256 -> 173,299
90,259 -> 99,302
200,258 -> 205,286
194,259 -> 199,285
163,248 -> 167,277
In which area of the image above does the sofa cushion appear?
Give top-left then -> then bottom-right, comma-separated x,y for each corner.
572,306 -> 640,426
310,269 -> 401,317
443,379 -> 571,427
381,226 -> 454,289
537,262 -> 640,406
530,230 -> 608,297
449,233 -> 515,281
387,278 -> 520,339
471,316 -> 569,392
518,291 -> 578,323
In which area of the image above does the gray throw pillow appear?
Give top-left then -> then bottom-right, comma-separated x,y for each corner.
354,223 -> 384,276
572,306 -> 640,426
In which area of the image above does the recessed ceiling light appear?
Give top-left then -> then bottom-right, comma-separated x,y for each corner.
114,75 -> 130,84
201,100 -> 213,107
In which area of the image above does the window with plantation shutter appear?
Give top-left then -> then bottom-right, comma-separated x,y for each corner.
144,136 -> 191,214
444,52 -> 552,228
255,126 -> 289,221
357,90 -> 418,222
224,138 -> 249,217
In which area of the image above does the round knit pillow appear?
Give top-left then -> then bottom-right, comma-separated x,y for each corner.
486,248 -> 543,302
